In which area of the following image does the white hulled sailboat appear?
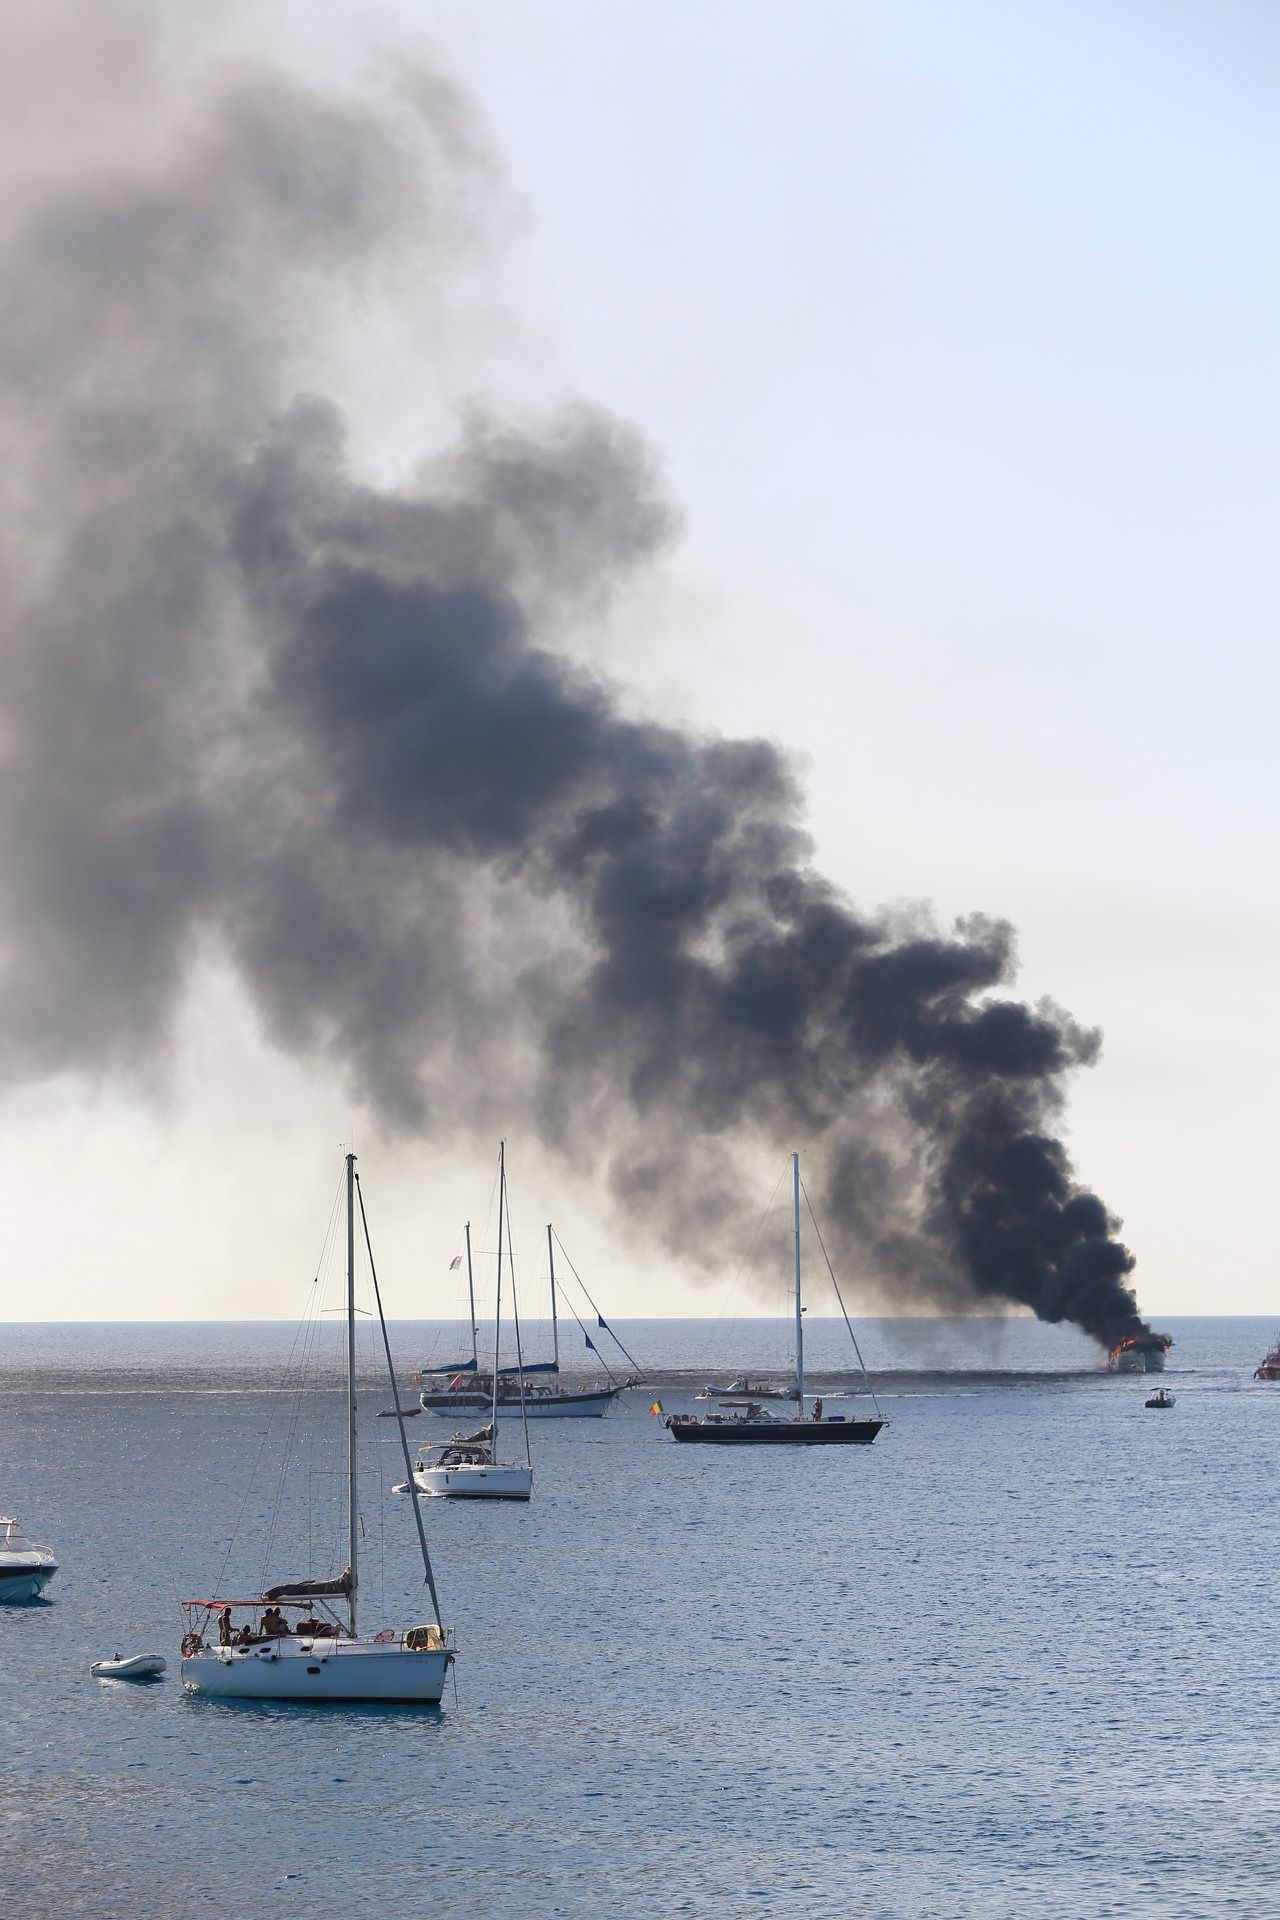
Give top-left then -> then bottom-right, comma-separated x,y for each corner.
413,1142 -> 534,1500
180,1154 -> 454,1702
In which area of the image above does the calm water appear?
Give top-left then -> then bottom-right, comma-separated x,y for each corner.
3,1316 -> 1278,1918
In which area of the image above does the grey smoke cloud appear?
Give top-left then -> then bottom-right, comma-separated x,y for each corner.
0,14 -> 1157,1348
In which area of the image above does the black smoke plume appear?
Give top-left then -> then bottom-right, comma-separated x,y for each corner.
0,11 -> 1158,1350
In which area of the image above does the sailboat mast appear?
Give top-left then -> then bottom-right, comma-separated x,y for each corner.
547,1224 -> 559,1373
464,1220 -> 478,1372
346,1150 -> 359,1637
793,1151 -> 805,1412
508,1172 -> 532,1469
490,1142 -> 505,1439
355,1169 -> 445,1631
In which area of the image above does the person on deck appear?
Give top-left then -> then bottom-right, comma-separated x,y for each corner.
218,1607 -> 233,1646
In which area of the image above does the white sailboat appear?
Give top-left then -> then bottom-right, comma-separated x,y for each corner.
179,1154 -> 454,1702
413,1141 -> 535,1501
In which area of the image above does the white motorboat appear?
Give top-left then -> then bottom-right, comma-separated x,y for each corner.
181,1153 -> 455,1703
413,1143 -> 534,1502
0,1517 -> 58,1601
696,1377 -> 798,1401
90,1653 -> 166,1680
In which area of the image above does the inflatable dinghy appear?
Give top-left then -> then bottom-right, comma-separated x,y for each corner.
89,1653 -> 167,1680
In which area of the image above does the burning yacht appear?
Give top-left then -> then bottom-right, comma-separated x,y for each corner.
1108,1333 -> 1172,1374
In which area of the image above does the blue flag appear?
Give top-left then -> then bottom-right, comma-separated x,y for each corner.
585,1333 -> 596,1351
597,1314 -> 608,1329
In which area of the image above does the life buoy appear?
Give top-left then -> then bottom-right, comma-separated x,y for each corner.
181,1632 -> 201,1658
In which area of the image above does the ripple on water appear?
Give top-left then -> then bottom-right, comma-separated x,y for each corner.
4,1317 -> 1277,1916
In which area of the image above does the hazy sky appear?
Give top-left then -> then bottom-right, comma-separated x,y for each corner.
1,0 -> 1275,1323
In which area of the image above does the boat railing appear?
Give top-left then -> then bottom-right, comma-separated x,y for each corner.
403,1624 -> 451,1652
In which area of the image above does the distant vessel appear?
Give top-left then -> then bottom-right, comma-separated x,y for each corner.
696,1377 -> 798,1402
413,1142 -> 534,1501
666,1153 -> 883,1448
417,1371 -> 622,1420
180,1154 -> 454,1703
1255,1336 -> 1280,1381
417,1219 -> 636,1420
0,1518 -> 57,1602
1108,1334 -> 1172,1374
1145,1387 -> 1175,1409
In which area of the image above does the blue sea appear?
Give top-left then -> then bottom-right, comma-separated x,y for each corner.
3,1315 -> 1278,1918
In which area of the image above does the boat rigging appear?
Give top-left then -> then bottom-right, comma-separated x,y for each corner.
412,1141 -> 535,1500
666,1153 -> 884,1447
415,1210 -> 639,1419
179,1153 -> 455,1702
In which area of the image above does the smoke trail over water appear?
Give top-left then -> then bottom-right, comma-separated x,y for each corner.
0,9 -> 1157,1348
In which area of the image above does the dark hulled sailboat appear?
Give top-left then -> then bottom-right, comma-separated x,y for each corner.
666,1154 -> 883,1447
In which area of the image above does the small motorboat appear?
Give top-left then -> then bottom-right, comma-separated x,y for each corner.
696,1376 -> 798,1401
90,1653 -> 167,1680
1145,1387 -> 1175,1409
0,1517 -> 58,1602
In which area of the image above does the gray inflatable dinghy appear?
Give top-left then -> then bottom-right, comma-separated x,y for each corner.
89,1653 -> 166,1680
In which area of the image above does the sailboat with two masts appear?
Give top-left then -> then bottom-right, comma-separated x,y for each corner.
666,1153 -> 884,1446
179,1154 -> 454,1702
412,1141 -> 534,1500
415,1222 -> 635,1419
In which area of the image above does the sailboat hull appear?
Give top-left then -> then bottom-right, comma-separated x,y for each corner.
413,1464 -> 533,1499
667,1417 -> 883,1445
418,1388 -> 620,1419
0,1565 -> 56,1602
181,1640 -> 450,1703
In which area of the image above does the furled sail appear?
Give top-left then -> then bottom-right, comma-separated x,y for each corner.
263,1569 -> 353,1602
